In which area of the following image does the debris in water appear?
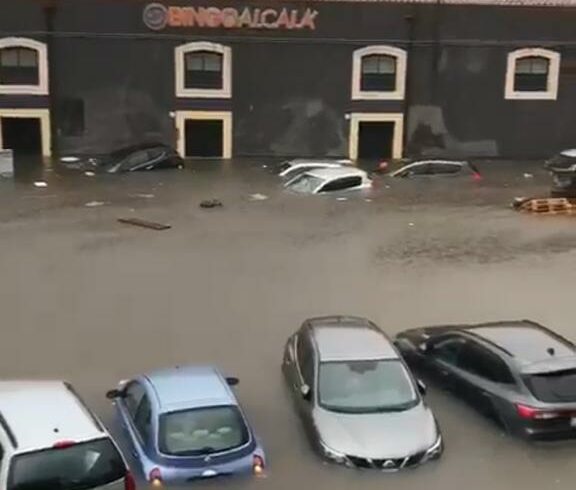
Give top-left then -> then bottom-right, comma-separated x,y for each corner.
84,171 -> 96,177
408,222 -> 415,227
61,156 -> 80,163
85,201 -> 105,207
262,164 -> 268,169
523,173 -> 534,179
249,193 -> 268,201
130,193 -> 155,199
34,181 -> 48,188
364,198 -> 373,202
118,217 -> 171,230
200,199 -> 223,209
336,197 -> 348,201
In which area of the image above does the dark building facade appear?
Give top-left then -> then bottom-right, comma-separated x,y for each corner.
1,0 -> 576,161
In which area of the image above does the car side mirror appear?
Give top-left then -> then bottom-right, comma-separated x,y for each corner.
106,389 -> 125,400
418,342 -> 429,353
300,384 -> 311,401
417,379 -> 427,395
226,376 -> 240,386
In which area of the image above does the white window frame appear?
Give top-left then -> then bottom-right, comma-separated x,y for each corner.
348,112 -> 404,161
175,41 -> 231,99
0,108 -> 51,157
0,38 -> 48,95
352,46 -> 407,101
174,110 -> 232,159
505,48 -> 560,101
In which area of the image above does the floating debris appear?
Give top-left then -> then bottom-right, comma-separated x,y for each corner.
118,217 -> 171,230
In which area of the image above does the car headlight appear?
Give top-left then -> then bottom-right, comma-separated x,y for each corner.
425,434 -> 443,458
319,440 -> 349,465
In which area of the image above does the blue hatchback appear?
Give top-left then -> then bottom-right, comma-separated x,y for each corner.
106,365 -> 266,485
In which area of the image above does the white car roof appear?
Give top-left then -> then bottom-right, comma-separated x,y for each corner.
285,158 -> 352,167
560,149 -> 576,158
305,167 -> 368,179
0,381 -> 104,453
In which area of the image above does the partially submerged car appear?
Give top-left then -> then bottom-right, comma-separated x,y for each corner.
61,143 -> 184,173
106,365 -> 265,485
283,316 -> 443,470
396,320 -> 576,440
276,158 -> 353,179
544,150 -> 576,197
284,167 -> 372,195
387,159 -> 482,180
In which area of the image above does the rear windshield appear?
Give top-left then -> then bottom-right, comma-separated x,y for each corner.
159,406 -> 249,457
8,438 -> 126,490
524,369 -> 576,403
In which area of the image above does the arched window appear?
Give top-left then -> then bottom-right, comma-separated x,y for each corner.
176,42 -> 231,98
352,46 -> 406,100
184,51 -> 223,90
361,54 -> 397,92
0,38 -> 48,94
505,48 -> 560,100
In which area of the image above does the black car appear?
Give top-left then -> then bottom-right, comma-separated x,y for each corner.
395,320 -> 576,441
61,143 -> 184,173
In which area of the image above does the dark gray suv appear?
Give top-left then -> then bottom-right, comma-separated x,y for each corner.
395,320 -> 576,440
282,316 -> 443,470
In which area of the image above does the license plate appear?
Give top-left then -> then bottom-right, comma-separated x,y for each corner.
570,418 -> 576,428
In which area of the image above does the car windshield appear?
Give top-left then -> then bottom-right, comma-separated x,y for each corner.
159,405 -> 249,456
524,369 -> 576,403
318,359 -> 418,413
8,438 -> 126,490
285,174 -> 324,193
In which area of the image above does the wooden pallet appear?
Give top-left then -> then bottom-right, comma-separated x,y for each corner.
516,197 -> 576,215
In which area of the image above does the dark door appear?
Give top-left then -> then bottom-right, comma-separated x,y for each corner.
357,121 -> 394,159
185,119 -> 223,158
1,117 -> 41,155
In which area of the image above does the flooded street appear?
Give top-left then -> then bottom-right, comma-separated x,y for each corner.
2,160 -> 576,489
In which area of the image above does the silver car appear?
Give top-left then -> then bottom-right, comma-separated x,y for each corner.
282,316 -> 443,470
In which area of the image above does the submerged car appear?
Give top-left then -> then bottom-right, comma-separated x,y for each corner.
395,320 -> 576,440
61,143 -> 184,173
0,380 -> 133,490
276,158 -> 353,179
387,159 -> 482,180
282,316 -> 443,470
106,365 -> 265,485
544,149 -> 576,197
284,167 -> 372,195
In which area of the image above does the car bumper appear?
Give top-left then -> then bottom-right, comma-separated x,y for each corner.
522,425 -> 576,441
320,435 -> 443,471
146,452 -> 265,484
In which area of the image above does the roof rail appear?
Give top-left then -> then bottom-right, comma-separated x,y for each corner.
0,411 -> 18,448
64,382 -> 104,433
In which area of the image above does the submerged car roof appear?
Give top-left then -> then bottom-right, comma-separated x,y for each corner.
307,316 -> 398,362
464,321 -> 576,372
285,158 -> 352,166
145,365 -> 236,413
0,381 -> 104,453
305,167 -> 367,180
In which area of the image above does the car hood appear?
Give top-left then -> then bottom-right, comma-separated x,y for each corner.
313,403 -> 437,459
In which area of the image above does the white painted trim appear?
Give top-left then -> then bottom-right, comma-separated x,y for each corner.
351,46 -> 407,100
175,110 -> 232,158
505,48 -> 560,100
349,112 -> 404,160
175,42 -> 231,99
0,108 -> 51,157
0,38 -> 48,95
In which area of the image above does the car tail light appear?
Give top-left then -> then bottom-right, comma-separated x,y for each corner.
149,467 -> 162,486
124,471 -> 136,490
472,172 -> 483,181
253,455 -> 265,475
53,440 -> 76,449
516,404 -> 563,420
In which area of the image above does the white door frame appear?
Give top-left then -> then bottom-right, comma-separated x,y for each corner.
0,108 -> 51,157
349,112 -> 404,161
175,110 -> 232,159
